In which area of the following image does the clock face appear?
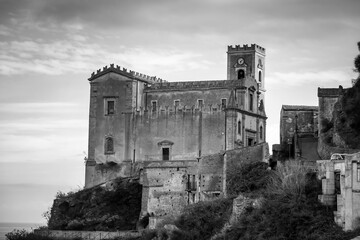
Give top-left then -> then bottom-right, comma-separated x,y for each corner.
238,58 -> 244,65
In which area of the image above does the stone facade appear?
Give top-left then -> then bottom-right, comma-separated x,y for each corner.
84,44 -> 269,223
275,105 -> 319,161
317,152 -> 360,231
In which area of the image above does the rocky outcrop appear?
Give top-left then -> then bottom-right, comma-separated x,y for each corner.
48,177 -> 142,231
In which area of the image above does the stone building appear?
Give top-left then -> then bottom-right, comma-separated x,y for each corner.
279,105 -> 319,160
317,152 -> 360,231
84,44 -> 269,222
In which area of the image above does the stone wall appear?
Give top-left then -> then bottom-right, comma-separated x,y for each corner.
140,161 -> 198,218
34,229 -> 140,240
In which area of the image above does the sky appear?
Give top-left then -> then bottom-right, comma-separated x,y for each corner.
0,0 -> 359,224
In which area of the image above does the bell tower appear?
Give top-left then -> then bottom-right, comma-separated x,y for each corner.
227,43 -> 266,106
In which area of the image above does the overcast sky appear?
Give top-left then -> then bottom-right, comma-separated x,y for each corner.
0,0 -> 359,224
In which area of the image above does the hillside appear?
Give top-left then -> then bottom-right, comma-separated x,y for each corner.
47,177 -> 142,231
144,161 -> 360,240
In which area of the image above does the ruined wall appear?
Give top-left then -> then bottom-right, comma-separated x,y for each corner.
140,161 -> 198,218
279,105 -> 318,159
85,162 -> 143,188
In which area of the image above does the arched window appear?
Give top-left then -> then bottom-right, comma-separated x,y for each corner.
249,93 -> 253,111
259,71 -> 262,83
238,69 -> 245,79
237,120 -> 242,135
260,126 -> 263,140
105,137 -> 114,154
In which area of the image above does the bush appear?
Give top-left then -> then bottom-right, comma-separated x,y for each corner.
227,161 -> 272,196
5,229 -> 55,240
222,161 -> 360,240
173,197 -> 233,240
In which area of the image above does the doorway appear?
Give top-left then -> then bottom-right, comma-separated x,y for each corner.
162,147 -> 170,161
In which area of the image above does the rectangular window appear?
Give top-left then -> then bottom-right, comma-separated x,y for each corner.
174,100 -> 180,108
221,98 -> 227,109
151,101 -> 157,112
162,147 -> 169,161
197,99 -> 203,108
105,98 -> 116,115
357,165 -> 360,182
187,174 -> 196,191
249,93 -> 253,111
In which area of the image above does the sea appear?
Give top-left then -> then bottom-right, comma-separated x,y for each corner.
0,222 -> 43,240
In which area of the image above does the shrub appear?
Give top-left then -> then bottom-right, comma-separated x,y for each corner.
5,229 -> 54,240
173,197 -> 233,240
227,161 -> 272,196
222,161 -> 360,240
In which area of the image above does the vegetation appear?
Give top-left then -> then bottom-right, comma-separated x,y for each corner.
226,161 -> 272,197
47,177 -> 142,231
5,229 -> 82,240
321,41 -> 360,149
146,161 -> 360,240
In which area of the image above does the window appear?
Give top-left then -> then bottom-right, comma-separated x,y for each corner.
187,175 -> 196,191
151,101 -> 157,112
238,69 -> 245,79
221,99 -> 227,109
105,98 -> 115,115
259,71 -> 262,84
260,126 -> 263,139
162,147 -> 169,161
105,137 -> 114,154
197,99 -> 203,108
358,164 -> 360,182
174,100 -> 180,108
237,121 -> 242,134
249,93 -> 253,111
248,138 -> 254,146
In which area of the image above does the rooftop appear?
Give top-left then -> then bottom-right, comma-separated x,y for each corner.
282,105 -> 318,111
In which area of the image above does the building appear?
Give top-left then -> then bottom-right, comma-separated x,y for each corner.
84,44 -> 269,223
279,105 -> 319,160
317,152 -> 360,231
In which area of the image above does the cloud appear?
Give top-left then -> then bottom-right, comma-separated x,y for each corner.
267,70 -> 355,86
0,102 -> 78,113
0,36 -> 212,77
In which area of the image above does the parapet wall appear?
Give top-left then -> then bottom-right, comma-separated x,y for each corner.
145,79 -> 247,91
227,44 -> 265,54
317,87 -> 342,97
88,63 -> 165,84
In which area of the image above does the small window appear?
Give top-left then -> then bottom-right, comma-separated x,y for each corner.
187,175 -> 196,191
249,93 -> 253,111
105,98 -> 115,115
358,164 -> 360,182
174,100 -> 180,108
151,101 -> 157,112
238,69 -> 245,79
221,99 -> 227,109
105,137 -> 114,154
197,99 -> 203,108
259,71 -> 262,83
237,121 -> 242,134
260,126 -> 263,139
162,147 -> 169,161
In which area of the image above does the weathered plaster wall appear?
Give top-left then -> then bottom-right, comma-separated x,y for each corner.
134,110 -> 225,161
88,72 -> 142,164
141,161 -> 198,217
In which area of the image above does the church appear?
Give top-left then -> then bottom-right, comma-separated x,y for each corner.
84,44 -> 268,222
